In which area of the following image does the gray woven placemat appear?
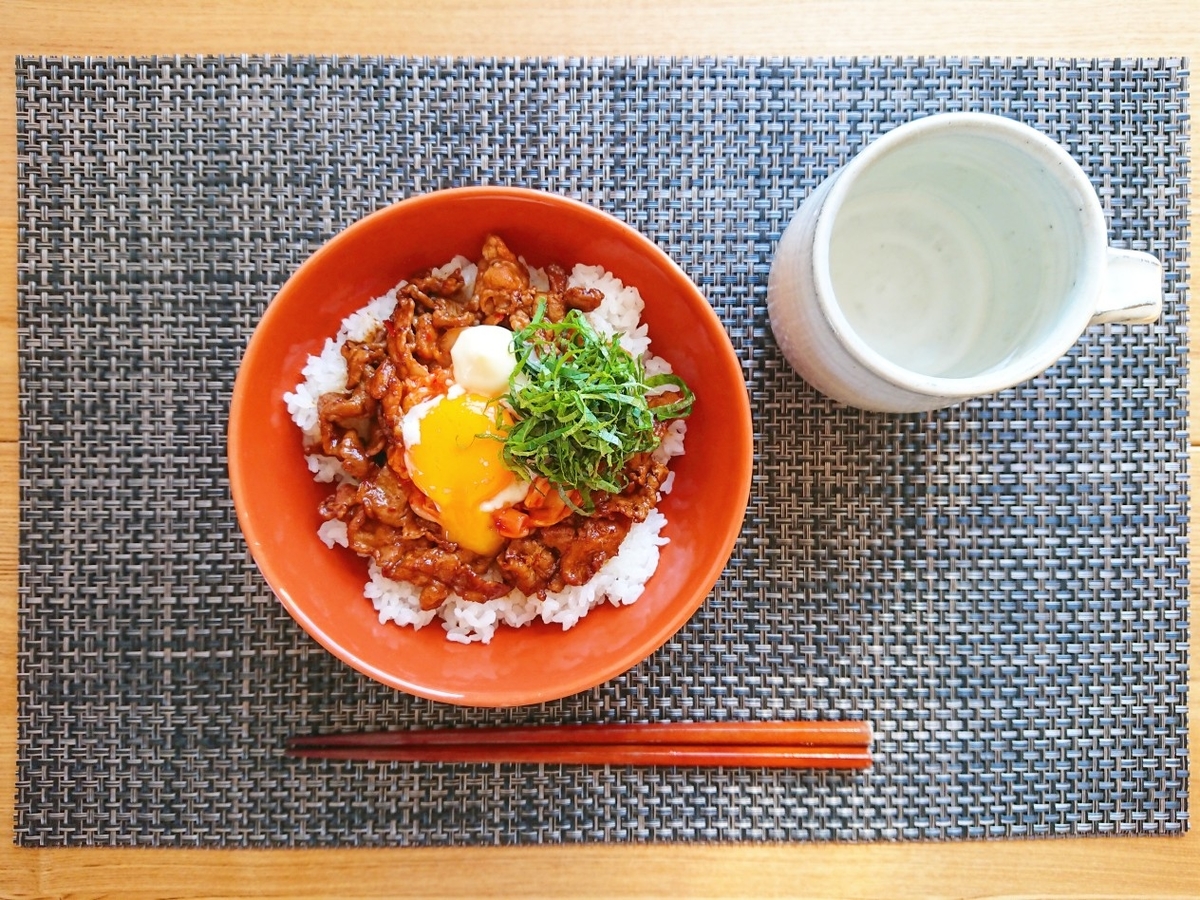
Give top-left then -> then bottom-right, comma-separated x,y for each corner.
15,56 -> 1189,846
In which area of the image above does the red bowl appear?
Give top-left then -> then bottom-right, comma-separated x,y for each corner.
228,187 -> 753,707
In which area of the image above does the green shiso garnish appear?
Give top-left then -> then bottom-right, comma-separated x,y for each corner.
499,299 -> 694,512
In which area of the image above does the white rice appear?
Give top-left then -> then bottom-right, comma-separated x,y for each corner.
285,256 -> 687,644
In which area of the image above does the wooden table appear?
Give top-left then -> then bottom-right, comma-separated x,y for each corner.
2,2 -> 1198,896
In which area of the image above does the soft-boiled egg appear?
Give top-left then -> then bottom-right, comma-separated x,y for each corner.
400,326 -> 525,556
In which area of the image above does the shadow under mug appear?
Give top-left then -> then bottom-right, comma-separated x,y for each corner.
767,112 -> 1163,413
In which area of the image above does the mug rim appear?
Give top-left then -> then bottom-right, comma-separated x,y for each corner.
810,111 -> 1109,400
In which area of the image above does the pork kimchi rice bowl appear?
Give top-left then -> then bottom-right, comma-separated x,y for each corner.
283,235 -> 693,644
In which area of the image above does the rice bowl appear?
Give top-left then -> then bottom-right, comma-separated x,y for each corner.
228,187 -> 752,706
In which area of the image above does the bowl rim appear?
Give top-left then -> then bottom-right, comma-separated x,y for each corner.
228,185 -> 753,706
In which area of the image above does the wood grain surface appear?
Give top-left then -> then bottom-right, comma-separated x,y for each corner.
1,2 -> 1197,897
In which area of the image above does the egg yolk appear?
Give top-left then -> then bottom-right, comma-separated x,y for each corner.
404,392 -> 519,556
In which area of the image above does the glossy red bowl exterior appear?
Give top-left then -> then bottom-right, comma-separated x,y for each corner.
228,187 -> 753,707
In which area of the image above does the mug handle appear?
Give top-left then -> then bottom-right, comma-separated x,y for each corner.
1091,247 -> 1163,325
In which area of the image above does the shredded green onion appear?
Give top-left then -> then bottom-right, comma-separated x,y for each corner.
499,300 -> 694,511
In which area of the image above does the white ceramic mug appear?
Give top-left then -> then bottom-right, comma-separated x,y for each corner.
767,112 -> 1163,412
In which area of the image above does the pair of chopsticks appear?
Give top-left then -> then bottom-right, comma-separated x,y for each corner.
286,720 -> 872,769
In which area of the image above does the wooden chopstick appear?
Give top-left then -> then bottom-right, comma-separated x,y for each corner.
289,721 -> 871,748
287,744 -> 872,768
286,721 -> 873,769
